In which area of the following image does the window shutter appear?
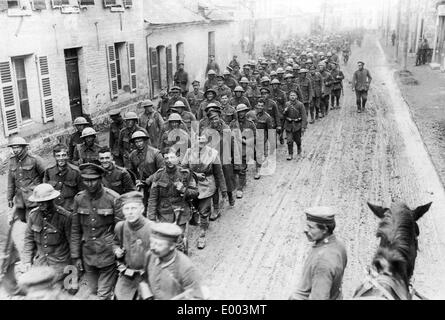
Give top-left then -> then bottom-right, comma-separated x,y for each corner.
0,1 -> 8,11
0,61 -> 19,136
36,56 -> 54,123
123,0 -> 131,7
127,42 -> 136,93
149,47 -> 159,94
166,45 -> 173,87
106,44 -> 118,99
33,0 -> 47,10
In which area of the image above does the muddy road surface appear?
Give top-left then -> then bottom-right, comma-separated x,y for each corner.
2,34 -> 445,300
186,34 -> 445,300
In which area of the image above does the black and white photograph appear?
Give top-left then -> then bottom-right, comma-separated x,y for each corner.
1,0 -> 445,304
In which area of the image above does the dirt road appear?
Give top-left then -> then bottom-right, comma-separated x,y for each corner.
185,34 -> 445,300
2,33 -> 445,300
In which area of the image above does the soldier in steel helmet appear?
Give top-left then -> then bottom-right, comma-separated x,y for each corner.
7,137 -> 45,222
68,117 -> 91,161
169,100 -> 196,133
128,130 -> 164,216
72,127 -> 101,166
138,99 -> 164,148
21,184 -> 72,284
118,111 -> 148,170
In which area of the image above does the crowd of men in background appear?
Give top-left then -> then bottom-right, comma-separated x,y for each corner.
1,32 -> 368,300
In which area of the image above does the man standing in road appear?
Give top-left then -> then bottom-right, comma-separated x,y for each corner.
330,62 -> 344,110
7,137 -> 45,223
352,61 -> 372,113
68,117 -> 90,161
174,63 -> 189,97
289,207 -> 347,300
186,80 -> 204,117
99,146 -> 136,195
108,110 -> 124,166
72,127 -> 101,166
282,91 -> 307,160
138,99 -> 164,148
206,55 -> 220,75
71,163 -> 121,300
118,112 -> 148,169
113,191 -> 152,300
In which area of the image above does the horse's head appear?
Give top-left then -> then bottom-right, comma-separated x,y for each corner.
367,201 -> 432,285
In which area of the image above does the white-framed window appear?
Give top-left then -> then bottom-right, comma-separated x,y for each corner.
105,42 -> 137,99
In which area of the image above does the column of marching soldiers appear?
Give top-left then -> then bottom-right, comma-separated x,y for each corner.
3,34 -> 354,299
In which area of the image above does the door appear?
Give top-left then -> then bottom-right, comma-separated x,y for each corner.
64,48 -> 82,120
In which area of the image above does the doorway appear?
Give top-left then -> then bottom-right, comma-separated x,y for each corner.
64,48 -> 82,120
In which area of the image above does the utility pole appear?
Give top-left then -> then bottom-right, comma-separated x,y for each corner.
402,0 -> 411,71
395,0 -> 402,62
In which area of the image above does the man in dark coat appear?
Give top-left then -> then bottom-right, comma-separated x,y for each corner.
289,207 -> 347,300
281,91 -> 307,160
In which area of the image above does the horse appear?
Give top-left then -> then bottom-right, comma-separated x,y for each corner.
353,201 -> 432,300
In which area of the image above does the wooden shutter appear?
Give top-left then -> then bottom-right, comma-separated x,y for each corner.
166,45 -> 173,87
149,47 -> 159,94
127,42 -> 136,93
33,0 -> 47,9
123,0 -> 132,7
0,1 -> 8,11
0,61 -> 19,136
36,56 -> 54,123
106,44 -> 118,99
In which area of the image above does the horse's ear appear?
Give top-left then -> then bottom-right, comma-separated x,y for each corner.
367,202 -> 386,219
413,202 -> 432,221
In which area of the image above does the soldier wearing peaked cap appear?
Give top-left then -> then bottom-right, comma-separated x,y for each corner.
113,191 -> 152,300
213,75 -> 232,101
174,62 -> 189,97
289,207 -> 347,300
70,163 -> 121,300
141,222 -> 204,300
7,137 -> 45,223
186,80 -> 205,117
108,109 -> 124,166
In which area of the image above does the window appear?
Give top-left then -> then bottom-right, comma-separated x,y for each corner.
115,43 -> 122,90
176,42 -> 184,69
13,58 -> 30,120
8,1 -> 20,8
79,0 -> 95,5
156,46 -> 167,90
52,0 -> 69,7
208,31 -> 215,57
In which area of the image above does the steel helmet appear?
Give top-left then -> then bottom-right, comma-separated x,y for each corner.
284,73 -> 294,79
123,111 -> 139,121
28,183 -> 61,202
204,103 -> 221,113
234,86 -> 245,92
260,76 -> 270,83
141,99 -> 154,107
276,68 -> 285,74
223,70 -> 231,75
271,79 -> 281,85
168,113 -> 182,122
292,64 -> 300,70
299,68 -> 309,73
81,127 -> 97,138
169,86 -> 181,93
207,69 -> 217,76
271,59 -> 277,64
239,77 -> 249,84
173,101 -> 186,108
8,137 -> 29,147
73,117 -> 89,126
285,66 -> 293,72
236,104 -> 249,113
130,130 -> 149,142
270,71 -> 277,76
327,52 -> 332,57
